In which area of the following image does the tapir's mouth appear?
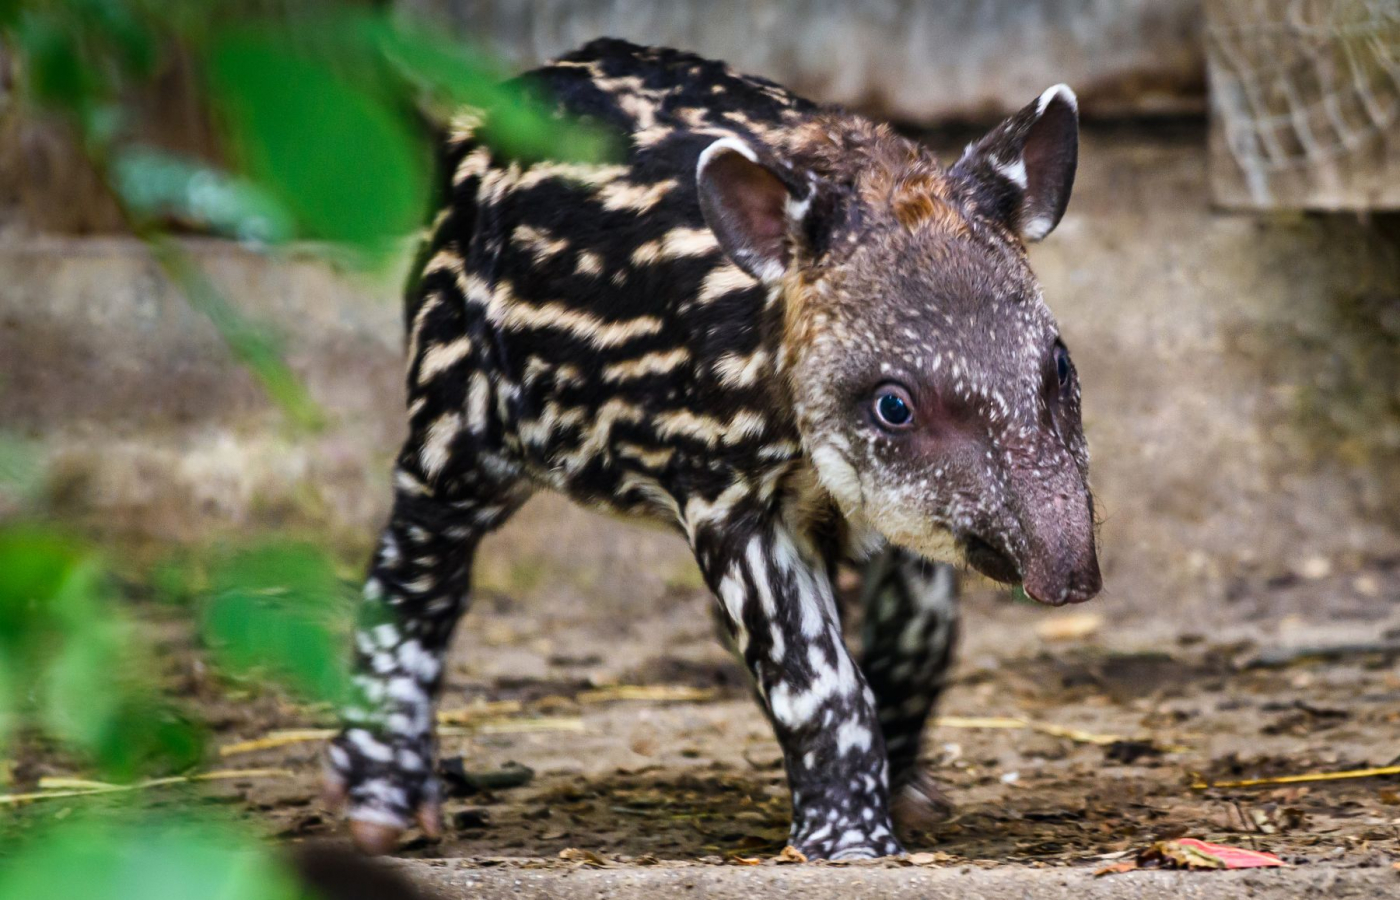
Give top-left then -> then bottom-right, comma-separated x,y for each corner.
961,534 -> 1021,586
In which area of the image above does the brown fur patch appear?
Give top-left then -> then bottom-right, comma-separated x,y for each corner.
891,188 -> 964,235
780,115 -> 967,238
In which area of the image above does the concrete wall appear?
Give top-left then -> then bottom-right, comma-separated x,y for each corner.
399,0 -> 1205,122
3,125 -> 1397,625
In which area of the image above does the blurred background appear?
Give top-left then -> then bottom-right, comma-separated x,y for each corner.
0,0 -> 1398,895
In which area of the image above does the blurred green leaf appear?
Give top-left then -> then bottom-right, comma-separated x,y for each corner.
372,18 -> 618,165
0,814 -> 304,900
14,11 -> 97,111
0,525 -> 202,778
148,238 -> 324,431
43,598 -> 127,748
146,550 -> 207,608
202,543 -> 352,704
0,651 -> 13,752
0,526 -> 101,658
90,698 -> 206,781
72,0 -> 158,78
114,148 -> 295,244
207,28 -> 429,258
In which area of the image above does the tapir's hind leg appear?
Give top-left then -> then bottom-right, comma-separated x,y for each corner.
325,439 -> 530,854
857,548 -> 960,835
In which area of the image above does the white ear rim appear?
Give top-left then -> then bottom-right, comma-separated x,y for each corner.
1037,83 -> 1078,116
696,136 -> 808,286
698,137 -> 811,224
696,136 -> 760,179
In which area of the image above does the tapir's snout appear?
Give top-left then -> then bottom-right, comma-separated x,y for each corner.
1016,482 -> 1101,606
960,465 -> 1101,606
1021,535 -> 1101,606
959,524 -> 1100,606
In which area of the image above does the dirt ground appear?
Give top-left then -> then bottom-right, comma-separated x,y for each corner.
20,542 -> 1398,880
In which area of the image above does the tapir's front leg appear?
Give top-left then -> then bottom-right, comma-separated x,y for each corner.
859,548 -> 960,833
689,508 -> 903,860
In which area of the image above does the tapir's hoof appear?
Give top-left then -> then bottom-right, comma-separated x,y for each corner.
350,820 -> 406,856
891,769 -> 955,834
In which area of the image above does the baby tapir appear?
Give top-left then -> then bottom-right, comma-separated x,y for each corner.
325,38 -> 1101,861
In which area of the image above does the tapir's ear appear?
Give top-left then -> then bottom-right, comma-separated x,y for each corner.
953,84 -> 1078,243
697,137 -> 810,284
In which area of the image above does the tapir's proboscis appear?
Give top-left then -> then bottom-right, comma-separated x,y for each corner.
325,38 -> 1101,861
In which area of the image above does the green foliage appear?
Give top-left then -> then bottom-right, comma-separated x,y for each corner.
0,526 -> 352,895
208,26 -> 428,259
371,17 -> 617,165
112,148 -> 294,244
0,814 -> 305,900
0,526 -> 203,779
0,3 -> 617,892
202,542 -> 354,705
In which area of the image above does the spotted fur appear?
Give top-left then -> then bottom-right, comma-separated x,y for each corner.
327,39 -> 1100,861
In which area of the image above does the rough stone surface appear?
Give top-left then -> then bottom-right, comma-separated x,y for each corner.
397,859 -> 1400,899
398,0 -> 1205,122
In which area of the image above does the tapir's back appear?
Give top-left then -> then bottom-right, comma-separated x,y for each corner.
407,40 -> 817,511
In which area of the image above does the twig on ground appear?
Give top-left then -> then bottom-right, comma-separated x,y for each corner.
436,699 -> 524,723
936,715 -> 1140,747
0,768 -> 294,805
1193,764 -> 1400,790
218,716 -> 586,757
576,685 -> 718,703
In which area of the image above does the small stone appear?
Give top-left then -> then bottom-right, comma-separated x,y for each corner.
1354,574 -> 1381,597
1036,611 -> 1103,642
1297,556 -> 1332,580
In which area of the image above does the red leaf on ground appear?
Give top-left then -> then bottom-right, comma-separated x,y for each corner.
1142,838 -> 1287,870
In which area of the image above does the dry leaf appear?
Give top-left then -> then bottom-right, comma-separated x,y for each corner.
728,855 -> 762,866
906,851 -> 953,866
773,846 -> 808,864
1094,860 -> 1139,876
558,848 -> 610,867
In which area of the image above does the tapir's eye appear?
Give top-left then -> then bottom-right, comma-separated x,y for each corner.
871,384 -> 915,431
1054,343 -> 1072,389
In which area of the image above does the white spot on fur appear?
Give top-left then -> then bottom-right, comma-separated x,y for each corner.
346,728 -> 392,762
994,157 -> 1028,190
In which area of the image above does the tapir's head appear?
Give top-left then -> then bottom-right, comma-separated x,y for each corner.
697,86 -> 1099,605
